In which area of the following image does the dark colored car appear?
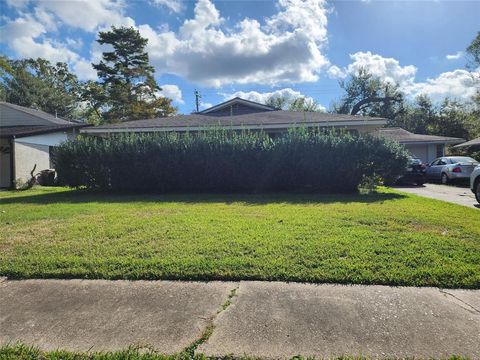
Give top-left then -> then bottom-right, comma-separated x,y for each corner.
396,156 -> 426,185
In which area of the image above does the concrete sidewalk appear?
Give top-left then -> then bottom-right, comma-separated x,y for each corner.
1,278 -> 479,359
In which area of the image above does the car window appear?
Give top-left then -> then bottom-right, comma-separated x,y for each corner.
448,157 -> 479,164
430,159 -> 440,166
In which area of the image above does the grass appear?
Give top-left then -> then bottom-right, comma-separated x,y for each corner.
0,186 -> 479,288
0,344 -> 470,360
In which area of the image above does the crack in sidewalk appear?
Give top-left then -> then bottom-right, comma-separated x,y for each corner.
183,282 -> 240,357
439,289 -> 480,314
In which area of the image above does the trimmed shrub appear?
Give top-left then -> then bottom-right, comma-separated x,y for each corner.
55,129 -> 408,193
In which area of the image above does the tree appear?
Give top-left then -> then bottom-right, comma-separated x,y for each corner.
0,56 -> 82,119
265,95 -> 324,112
429,99 -> 480,140
466,31 -> 480,69
390,95 -> 437,134
91,26 -> 176,122
332,68 -> 404,119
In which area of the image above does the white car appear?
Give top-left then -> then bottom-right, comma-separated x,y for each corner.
471,165 -> 480,204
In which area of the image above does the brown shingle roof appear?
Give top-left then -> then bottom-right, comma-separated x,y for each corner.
0,102 -> 79,126
453,137 -> 480,148
374,127 -> 464,144
84,111 -> 387,133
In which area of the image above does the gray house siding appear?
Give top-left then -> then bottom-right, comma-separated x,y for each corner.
206,103 -> 272,117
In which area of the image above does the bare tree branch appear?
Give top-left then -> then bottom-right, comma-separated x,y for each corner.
350,96 -> 400,115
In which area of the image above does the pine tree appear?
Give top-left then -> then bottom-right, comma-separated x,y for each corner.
92,26 -> 176,123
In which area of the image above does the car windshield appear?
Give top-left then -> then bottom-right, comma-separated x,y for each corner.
449,157 -> 479,164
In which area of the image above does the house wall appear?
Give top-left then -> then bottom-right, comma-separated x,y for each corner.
14,141 -> 50,184
0,138 -> 12,188
14,131 -> 71,146
403,143 -> 440,164
206,103 -> 271,116
12,130 -> 73,186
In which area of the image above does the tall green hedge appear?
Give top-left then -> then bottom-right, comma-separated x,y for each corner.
55,129 -> 408,193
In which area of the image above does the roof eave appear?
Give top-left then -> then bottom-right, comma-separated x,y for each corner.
81,120 -> 387,134
398,138 -> 465,145
1,124 -> 88,139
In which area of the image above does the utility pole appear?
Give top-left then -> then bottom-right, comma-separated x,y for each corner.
194,89 -> 201,112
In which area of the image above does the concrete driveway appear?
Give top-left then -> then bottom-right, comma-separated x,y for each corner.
394,183 -> 479,209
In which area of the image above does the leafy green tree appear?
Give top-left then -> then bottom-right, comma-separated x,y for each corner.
332,68 -> 404,119
390,95 -> 437,134
429,99 -> 480,140
265,95 -> 323,112
0,56 -> 82,119
466,31 -> 480,69
91,26 -> 176,123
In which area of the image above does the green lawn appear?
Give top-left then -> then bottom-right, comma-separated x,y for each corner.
0,344 -> 469,360
0,186 -> 479,288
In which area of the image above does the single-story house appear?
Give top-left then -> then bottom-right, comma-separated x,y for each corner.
373,127 -> 464,164
453,137 -> 480,150
82,97 -> 388,136
82,98 -> 465,164
0,102 -> 86,188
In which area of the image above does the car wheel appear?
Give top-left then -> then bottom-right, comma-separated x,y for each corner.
416,180 -> 425,186
441,173 -> 449,185
476,181 -> 480,204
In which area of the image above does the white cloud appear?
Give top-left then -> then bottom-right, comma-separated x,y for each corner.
139,0 -> 330,87
2,0 -> 331,89
1,15 -> 46,40
200,102 -> 213,110
9,36 -> 80,64
0,0 -> 134,81
344,51 -> 417,85
159,84 -> 184,103
223,88 -> 326,111
37,0 -> 135,32
152,0 -> 185,13
446,51 -> 464,60
405,69 -> 480,102
327,65 -> 345,79
73,60 -> 98,81
5,0 -> 30,9
331,51 -> 479,102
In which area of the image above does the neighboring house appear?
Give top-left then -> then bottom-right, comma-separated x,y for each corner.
373,128 -> 464,164
453,137 -> 480,150
82,97 -> 388,136
0,102 -> 86,188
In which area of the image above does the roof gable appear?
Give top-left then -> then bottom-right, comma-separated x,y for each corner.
199,97 -> 276,116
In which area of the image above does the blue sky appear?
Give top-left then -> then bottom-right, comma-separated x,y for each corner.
1,0 -> 479,114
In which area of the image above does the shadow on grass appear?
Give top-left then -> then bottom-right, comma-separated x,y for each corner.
0,187 -> 406,205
